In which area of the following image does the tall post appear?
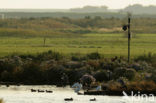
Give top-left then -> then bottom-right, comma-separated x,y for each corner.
128,17 -> 131,63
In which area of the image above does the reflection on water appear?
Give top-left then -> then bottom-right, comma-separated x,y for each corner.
0,85 -> 155,103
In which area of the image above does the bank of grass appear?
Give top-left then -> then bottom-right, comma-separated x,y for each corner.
0,33 -> 156,57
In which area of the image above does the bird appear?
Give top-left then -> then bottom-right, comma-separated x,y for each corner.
90,98 -> 96,101
31,89 -> 37,92
64,98 -> 73,101
6,84 -> 10,87
38,89 -> 44,93
46,90 -> 53,93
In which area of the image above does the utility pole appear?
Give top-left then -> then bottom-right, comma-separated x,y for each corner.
128,16 -> 131,63
122,14 -> 131,63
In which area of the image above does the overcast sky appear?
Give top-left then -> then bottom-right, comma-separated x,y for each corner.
0,0 -> 156,9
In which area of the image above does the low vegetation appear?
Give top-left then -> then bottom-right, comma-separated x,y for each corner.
0,50 -> 156,91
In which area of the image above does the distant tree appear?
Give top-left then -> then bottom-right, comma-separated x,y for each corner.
85,16 -> 91,19
94,16 -> 102,20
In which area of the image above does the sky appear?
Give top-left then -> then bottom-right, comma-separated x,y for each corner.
0,0 -> 156,9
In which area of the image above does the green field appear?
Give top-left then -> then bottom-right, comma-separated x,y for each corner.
0,33 -> 156,57
0,18 -> 156,57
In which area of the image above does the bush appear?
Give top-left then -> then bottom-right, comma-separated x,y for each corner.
64,61 -> 83,69
113,67 -> 136,81
80,74 -> 96,86
0,59 -> 16,73
36,50 -> 63,61
131,62 -> 146,71
46,66 -> 65,84
107,81 -> 122,91
1,71 -> 12,81
127,81 -> 156,91
94,70 -> 110,82
150,71 -> 156,83
100,59 -> 127,71
21,62 -> 43,84
87,60 -> 100,70
113,67 -> 127,79
66,69 -> 86,85
135,54 -> 156,68
135,52 -> 154,62
124,69 -> 136,81
86,52 -> 101,60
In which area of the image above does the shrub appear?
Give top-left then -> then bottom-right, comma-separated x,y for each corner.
113,67 -> 127,79
135,54 -> 156,68
0,59 -> 16,73
124,69 -> 136,81
66,69 -> 86,85
127,81 -> 156,91
150,71 -> 156,83
86,52 -> 101,60
113,67 -> 136,81
21,62 -> 43,84
94,70 -> 110,82
36,50 -> 63,61
130,62 -> 152,71
46,66 -> 65,84
64,61 -> 83,69
100,59 -> 127,71
71,56 -> 80,61
80,74 -> 96,86
135,52 -> 155,62
1,70 -> 12,81
107,81 -> 122,91
87,60 -> 100,70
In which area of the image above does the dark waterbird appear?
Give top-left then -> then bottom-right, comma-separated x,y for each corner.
90,98 -> 96,101
38,89 -> 44,93
77,92 -> 83,95
31,89 -> 37,92
64,98 -> 73,101
46,90 -> 53,93
6,84 -> 10,87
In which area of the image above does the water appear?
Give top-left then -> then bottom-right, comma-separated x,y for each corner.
0,85 -> 156,103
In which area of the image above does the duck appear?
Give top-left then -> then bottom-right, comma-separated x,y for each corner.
64,98 -> 73,101
6,84 -> 10,87
31,89 -> 37,92
46,90 -> 53,93
38,89 -> 44,93
77,92 -> 83,95
90,98 -> 96,101
17,84 -> 20,86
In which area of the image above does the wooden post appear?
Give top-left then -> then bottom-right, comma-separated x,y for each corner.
44,37 -> 46,47
122,14 -> 131,63
128,16 -> 131,63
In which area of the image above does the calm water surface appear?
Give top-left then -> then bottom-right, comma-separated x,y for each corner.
0,85 -> 155,103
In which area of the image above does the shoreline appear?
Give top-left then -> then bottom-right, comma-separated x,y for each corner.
1,84 -> 156,96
